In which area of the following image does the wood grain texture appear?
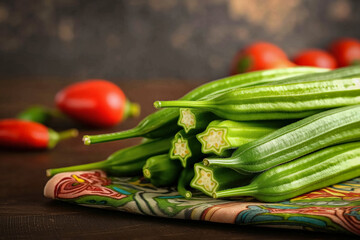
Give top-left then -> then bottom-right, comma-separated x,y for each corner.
0,78 -> 358,239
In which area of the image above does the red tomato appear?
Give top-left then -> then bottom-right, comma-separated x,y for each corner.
329,38 -> 360,67
230,42 -> 293,74
55,80 -> 140,128
293,49 -> 337,69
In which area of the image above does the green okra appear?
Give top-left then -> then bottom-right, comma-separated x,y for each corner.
268,65 -> 360,85
46,136 -> 173,177
197,120 -> 285,155
143,154 -> 183,187
204,105 -> 360,173
213,142 -> 360,202
178,108 -> 220,134
154,77 -> 360,121
83,67 -> 326,145
190,163 -> 254,197
169,130 -> 204,168
177,167 -> 195,199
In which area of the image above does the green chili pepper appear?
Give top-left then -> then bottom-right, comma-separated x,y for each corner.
190,163 -> 254,197
83,67 -> 326,145
17,105 -> 62,124
197,120 -> 285,155
177,167 -> 195,199
143,154 -> 183,187
204,105 -> 360,173
213,142 -> 360,202
46,136 -> 173,177
154,78 -> 360,121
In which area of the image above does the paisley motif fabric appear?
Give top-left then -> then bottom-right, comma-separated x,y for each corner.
44,170 -> 360,235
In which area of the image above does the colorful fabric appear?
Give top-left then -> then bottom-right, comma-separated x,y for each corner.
44,170 -> 360,235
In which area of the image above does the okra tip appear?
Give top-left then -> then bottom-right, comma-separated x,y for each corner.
212,192 -> 218,199
82,135 -> 91,145
45,169 -> 52,177
203,158 -> 210,166
184,191 -> 192,199
143,168 -> 151,178
153,101 -> 162,109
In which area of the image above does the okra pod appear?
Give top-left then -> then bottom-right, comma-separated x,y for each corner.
170,130 -> 204,168
190,163 -> 254,197
214,142 -> 360,202
154,78 -> 360,121
83,67 -> 326,144
177,167 -> 195,199
143,154 -> 183,187
197,120 -> 285,155
46,136 -> 173,177
269,64 -> 360,85
204,105 -> 360,173
178,108 -> 220,134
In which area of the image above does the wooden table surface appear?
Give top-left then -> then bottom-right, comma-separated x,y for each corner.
0,77 -> 358,239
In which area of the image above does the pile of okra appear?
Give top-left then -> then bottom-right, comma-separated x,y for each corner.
47,66 -> 360,202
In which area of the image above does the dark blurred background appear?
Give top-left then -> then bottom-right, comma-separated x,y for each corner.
1,0 -> 360,81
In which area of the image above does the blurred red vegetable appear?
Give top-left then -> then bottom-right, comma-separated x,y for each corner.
329,38 -> 360,67
230,42 -> 295,75
293,49 -> 337,69
0,119 -> 78,150
55,80 -> 140,128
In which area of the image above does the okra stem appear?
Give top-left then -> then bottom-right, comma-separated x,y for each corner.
46,160 -> 107,177
83,128 -> 141,145
213,184 -> 258,198
177,167 -> 194,199
47,137 -> 173,177
154,100 -> 212,109
203,157 -> 240,168
83,111 -> 180,145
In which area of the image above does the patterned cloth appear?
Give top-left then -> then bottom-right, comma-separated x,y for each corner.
44,170 -> 360,235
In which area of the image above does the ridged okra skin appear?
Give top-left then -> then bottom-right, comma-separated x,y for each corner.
84,67 -> 327,144
214,142 -> 360,202
169,130 -> 204,168
143,154 -> 183,187
204,105 -> 360,173
190,163 -> 254,197
178,108 -> 220,134
155,77 -> 360,121
46,136 -> 173,177
197,120 -> 284,155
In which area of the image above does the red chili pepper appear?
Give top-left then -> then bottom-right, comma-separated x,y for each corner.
55,80 -> 140,128
0,119 -> 78,150
293,49 -> 337,69
230,42 -> 294,75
